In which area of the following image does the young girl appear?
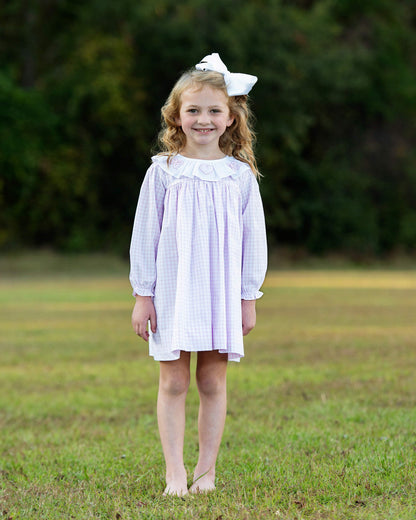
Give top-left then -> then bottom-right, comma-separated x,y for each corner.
129,53 -> 267,496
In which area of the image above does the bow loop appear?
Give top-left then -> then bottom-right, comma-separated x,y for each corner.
195,53 -> 257,96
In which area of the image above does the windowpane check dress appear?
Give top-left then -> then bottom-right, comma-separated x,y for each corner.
129,154 -> 267,362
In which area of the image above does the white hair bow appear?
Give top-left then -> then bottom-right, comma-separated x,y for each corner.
195,53 -> 258,96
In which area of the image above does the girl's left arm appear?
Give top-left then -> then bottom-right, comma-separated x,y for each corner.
241,172 -> 268,331
241,299 -> 257,336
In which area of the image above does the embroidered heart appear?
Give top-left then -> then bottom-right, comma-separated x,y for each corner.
228,159 -> 239,171
171,157 -> 184,169
199,163 -> 214,175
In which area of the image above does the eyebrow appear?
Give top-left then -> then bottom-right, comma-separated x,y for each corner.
184,104 -> 224,109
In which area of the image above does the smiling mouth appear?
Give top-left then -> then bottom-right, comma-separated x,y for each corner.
193,128 -> 214,134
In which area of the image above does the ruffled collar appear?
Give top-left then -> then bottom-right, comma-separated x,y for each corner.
151,154 -> 247,181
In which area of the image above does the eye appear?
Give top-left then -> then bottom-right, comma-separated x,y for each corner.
210,109 -> 221,113
187,108 -> 198,114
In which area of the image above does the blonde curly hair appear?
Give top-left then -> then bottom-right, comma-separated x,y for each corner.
157,69 -> 260,177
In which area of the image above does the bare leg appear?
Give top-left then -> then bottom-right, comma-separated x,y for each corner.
189,351 -> 228,493
157,352 -> 191,496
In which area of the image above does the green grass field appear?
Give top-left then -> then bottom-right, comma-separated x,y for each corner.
1,255 -> 416,519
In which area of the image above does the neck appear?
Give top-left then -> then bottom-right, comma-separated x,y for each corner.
180,144 -> 225,160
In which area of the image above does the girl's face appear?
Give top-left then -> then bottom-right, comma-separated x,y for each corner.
176,85 -> 234,158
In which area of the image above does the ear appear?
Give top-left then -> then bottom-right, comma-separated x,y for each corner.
226,115 -> 235,127
175,115 -> 182,127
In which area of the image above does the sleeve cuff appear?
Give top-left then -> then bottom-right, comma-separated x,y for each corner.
241,290 -> 263,300
132,287 -> 154,297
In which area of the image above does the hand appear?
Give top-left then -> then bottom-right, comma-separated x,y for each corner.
242,299 -> 256,336
132,296 -> 157,342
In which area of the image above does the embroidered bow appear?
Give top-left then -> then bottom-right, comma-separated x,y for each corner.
195,53 -> 258,96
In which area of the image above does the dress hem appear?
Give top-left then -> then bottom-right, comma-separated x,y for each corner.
149,347 -> 243,362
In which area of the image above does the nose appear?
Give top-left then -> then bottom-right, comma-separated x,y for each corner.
197,111 -> 211,125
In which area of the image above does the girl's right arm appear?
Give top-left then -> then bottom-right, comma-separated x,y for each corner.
132,295 -> 157,342
129,164 -> 166,340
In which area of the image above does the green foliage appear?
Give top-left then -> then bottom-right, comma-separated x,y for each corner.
0,0 -> 415,254
0,72 -> 58,247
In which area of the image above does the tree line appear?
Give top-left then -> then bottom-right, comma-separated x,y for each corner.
1,0 -> 415,257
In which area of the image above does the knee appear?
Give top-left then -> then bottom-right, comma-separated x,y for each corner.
196,369 -> 226,397
160,370 -> 190,397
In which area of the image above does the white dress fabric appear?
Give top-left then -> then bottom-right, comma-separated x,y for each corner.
129,154 -> 267,362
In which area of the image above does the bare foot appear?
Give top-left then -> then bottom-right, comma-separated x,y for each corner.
189,473 -> 216,494
163,482 -> 188,497
163,472 -> 188,497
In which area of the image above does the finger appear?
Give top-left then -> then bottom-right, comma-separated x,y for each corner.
150,310 -> 157,333
137,323 -> 149,342
242,323 -> 254,336
139,331 -> 149,342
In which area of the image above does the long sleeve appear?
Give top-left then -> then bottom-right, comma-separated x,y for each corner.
241,172 -> 268,300
129,164 -> 166,297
